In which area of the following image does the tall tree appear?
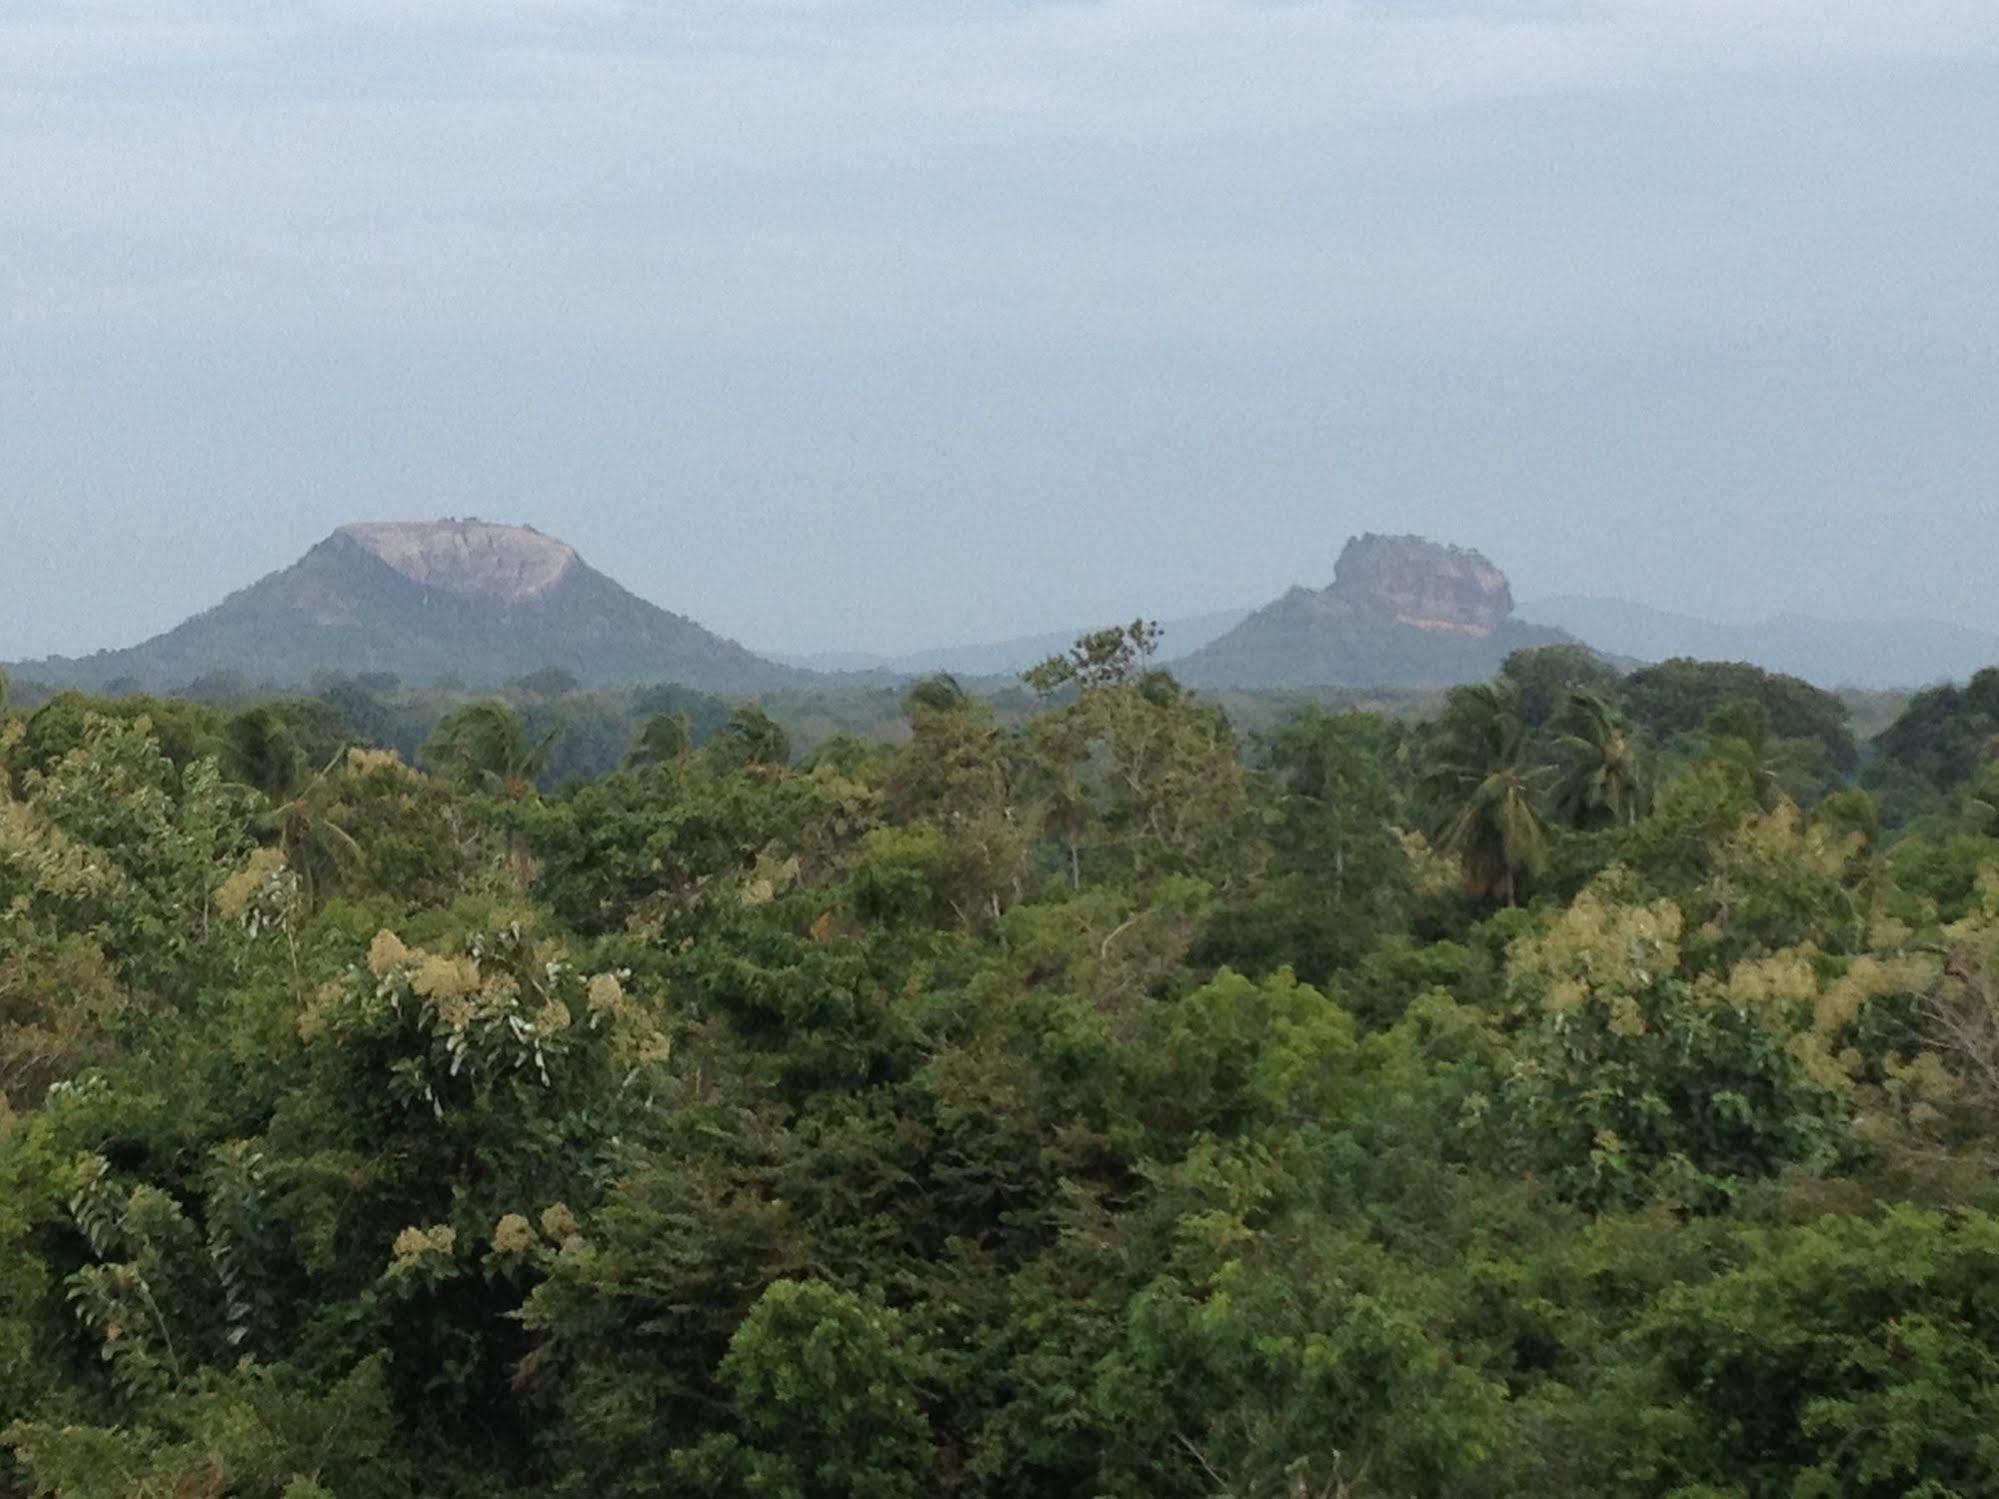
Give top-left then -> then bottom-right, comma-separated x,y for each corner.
1420,678 -> 1550,904
1703,698 -> 1812,811
223,704 -> 309,801
1024,629 -> 1252,890
423,701 -> 558,797
1551,689 -> 1646,828
890,675 -> 1028,924
1502,643 -> 1622,729
1023,619 -> 1162,695
624,712 -> 692,770
1203,708 -> 1410,981
707,705 -> 790,772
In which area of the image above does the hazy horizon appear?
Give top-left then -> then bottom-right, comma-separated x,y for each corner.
12,511 -> 1999,669
6,2 -> 1997,660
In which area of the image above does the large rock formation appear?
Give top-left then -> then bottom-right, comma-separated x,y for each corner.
1173,533 -> 1573,688
338,521 -> 578,604
1332,534 -> 1514,636
10,520 -> 804,694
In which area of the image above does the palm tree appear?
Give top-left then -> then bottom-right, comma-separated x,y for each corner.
902,673 -> 968,717
424,702 -> 559,798
1703,699 -> 1799,810
222,708 -> 361,905
1552,690 -> 1645,828
624,711 -> 693,771
224,705 -> 308,801
1419,679 -> 1550,905
265,755 -> 364,905
707,705 -> 790,772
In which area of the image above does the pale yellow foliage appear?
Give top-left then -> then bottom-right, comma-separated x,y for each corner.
1508,872 -> 1683,1011
345,746 -> 418,780
1817,954 -> 1933,1035
1722,803 -> 1854,882
1975,866 -> 1999,921
586,972 -> 625,1016
1716,948 -> 1820,1014
412,953 -> 481,1001
296,981 -> 344,1041
1392,827 -> 1463,899
1608,994 -> 1648,1037
391,1224 -> 457,1265
1769,945 -> 1937,1096
1886,1049 -> 1958,1103
635,1027 -> 671,1064
492,1213 -> 537,1255
739,852 -> 803,908
0,800 -> 120,904
366,930 -> 410,976
1546,979 -> 1587,1013
540,1203 -> 578,1242
215,847 -> 288,922
479,974 -> 521,1011
1869,914 -> 1915,951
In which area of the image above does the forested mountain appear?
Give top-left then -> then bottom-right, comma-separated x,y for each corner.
765,566 -> 1999,700
5,521 -> 804,695
1870,666 -> 1999,792
1174,533 -> 1576,687
1518,594 -> 1999,688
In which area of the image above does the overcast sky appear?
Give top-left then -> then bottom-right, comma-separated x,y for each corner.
4,0 -> 1997,659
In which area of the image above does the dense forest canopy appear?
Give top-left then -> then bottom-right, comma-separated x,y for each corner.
4,639 -> 1999,1495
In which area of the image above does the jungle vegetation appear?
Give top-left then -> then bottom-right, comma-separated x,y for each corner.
3,639 -> 1999,1496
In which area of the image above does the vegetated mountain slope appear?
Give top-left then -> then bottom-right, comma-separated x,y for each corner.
1517,595 -> 1999,689
1174,533 -> 1575,688
9,521 -> 805,693
767,606 -> 1255,678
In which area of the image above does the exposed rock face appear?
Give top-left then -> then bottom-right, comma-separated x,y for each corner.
339,521 -> 576,604
10,520 -> 805,693
1173,533 -> 1574,688
1333,534 -> 1512,636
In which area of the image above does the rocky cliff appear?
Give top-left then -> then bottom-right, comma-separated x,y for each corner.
338,521 -> 578,604
1333,534 -> 1513,635
1173,533 -> 1572,688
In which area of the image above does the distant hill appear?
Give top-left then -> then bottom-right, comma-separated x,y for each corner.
1516,596 -> 1999,689
7,521 -> 804,694
767,607 -> 1254,679
24,520 -> 1989,703
1173,534 -> 1575,688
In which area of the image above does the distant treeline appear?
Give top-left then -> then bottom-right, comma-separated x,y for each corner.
0,644 -> 1953,809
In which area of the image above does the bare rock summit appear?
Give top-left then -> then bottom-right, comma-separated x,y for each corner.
1333,533 -> 1513,636
338,521 -> 577,604
1173,533 -> 1573,688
